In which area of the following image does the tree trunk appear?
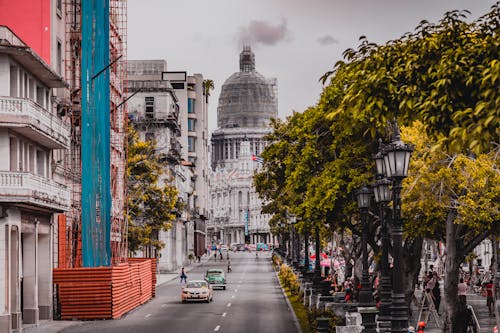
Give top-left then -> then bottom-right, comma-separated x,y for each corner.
443,209 -> 462,333
403,237 -> 423,321
492,237 -> 500,330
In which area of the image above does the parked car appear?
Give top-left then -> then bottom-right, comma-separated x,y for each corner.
256,243 -> 269,251
205,269 -> 227,290
181,280 -> 213,303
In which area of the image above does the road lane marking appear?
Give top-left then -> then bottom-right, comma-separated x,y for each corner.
227,303 -> 231,307
145,314 -> 151,318
222,312 -> 227,317
214,325 -> 220,331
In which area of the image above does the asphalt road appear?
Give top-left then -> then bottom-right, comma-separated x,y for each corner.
61,251 -> 299,333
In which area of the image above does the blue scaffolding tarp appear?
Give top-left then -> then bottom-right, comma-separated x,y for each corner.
81,0 -> 111,267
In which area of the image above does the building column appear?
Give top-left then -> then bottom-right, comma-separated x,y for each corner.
22,226 -> 39,325
37,230 -> 51,320
0,222 -> 9,331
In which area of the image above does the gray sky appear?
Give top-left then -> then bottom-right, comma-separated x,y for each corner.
127,0 -> 495,135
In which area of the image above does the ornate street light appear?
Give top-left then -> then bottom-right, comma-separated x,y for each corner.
372,177 -> 392,333
356,185 -> 377,333
356,185 -> 374,306
382,121 -> 414,333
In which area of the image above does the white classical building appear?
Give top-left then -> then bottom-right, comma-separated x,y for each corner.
0,26 -> 69,330
207,46 -> 276,246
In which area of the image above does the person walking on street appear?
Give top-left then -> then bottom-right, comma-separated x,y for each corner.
416,321 -> 426,332
485,279 -> 495,316
431,271 -> 441,313
455,296 -> 478,333
180,267 -> 187,285
227,260 -> 232,273
458,277 -> 468,303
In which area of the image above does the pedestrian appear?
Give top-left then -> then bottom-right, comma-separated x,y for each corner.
407,326 -> 415,333
416,321 -> 425,332
458,277 -> 468,303
454,296 -> 479,333
431,271 -> 441,313
180,267 -> 187,285
214,251 -> 217,261
227,260 -> 232,273
485,279 -> 494,316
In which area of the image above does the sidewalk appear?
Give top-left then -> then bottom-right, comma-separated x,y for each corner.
411,285 -> 499,333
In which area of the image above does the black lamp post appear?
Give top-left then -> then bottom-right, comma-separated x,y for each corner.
382,121 -> 414,333
356,185 -> 377,333
356,185 -> 374,306
372,176 -> 392,332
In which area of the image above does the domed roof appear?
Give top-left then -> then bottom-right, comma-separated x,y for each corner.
217,46 -> 278,129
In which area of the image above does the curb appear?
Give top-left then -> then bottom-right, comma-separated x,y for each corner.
272,264 -> 304,333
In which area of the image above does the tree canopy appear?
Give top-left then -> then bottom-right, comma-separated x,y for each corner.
254,7 -> 499,329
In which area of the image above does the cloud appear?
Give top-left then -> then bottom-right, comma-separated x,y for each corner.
237,19 -> 291,47
317,35 -> 338,45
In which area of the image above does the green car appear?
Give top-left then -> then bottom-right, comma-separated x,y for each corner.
205,269 -> 226,290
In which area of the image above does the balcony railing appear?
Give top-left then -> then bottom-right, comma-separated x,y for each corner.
0,96 -> 70,149
0,171 -> 70,211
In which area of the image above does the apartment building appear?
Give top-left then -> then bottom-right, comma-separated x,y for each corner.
127,61 -> 209,271
163,71 -> 209,261
0,26 -> 69,331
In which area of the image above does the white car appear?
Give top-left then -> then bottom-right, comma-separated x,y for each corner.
181,280 -> 213,303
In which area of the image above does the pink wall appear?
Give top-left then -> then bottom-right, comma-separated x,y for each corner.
0,0 -> 51,64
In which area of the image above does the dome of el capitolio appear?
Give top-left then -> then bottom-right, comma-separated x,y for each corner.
217,46 -> 278,129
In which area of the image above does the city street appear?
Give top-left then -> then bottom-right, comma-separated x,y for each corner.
59,252 -> 298,333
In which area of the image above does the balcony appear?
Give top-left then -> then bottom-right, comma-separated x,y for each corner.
0,171 -> 70,212
0,96 -> 70,149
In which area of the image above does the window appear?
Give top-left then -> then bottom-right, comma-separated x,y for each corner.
188,136 -> 196,152
187,118 -> 196,132
188,98 -> 195,113
171,82 -> 184,89
57,41 -> 62,75
36,150 -> 46,177
9,137 -> 18,171
145,97 -> 154,118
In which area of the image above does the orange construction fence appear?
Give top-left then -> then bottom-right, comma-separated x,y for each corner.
53,258 -> 156,319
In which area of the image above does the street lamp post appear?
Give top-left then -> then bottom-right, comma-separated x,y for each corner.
372,175 -> 393,333
315,225 -> 321,280
356,185 -> 374,306
382,121 -> 413,333
356,185 -> 377,333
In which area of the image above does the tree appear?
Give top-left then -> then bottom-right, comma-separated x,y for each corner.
127,126 -> 178,256
403,122 -> 499,330
202,79 -> 214,103
255,5 -> 499,332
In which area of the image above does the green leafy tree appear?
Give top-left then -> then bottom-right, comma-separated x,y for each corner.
202,79 -> 214,103
256,5 -> 499,332
127,126 -> 178,256
403,122 -> 499,331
